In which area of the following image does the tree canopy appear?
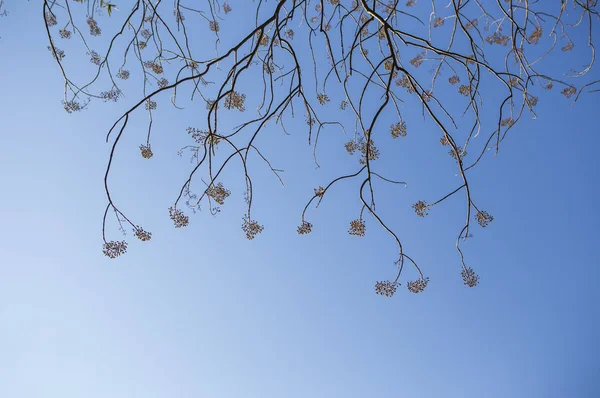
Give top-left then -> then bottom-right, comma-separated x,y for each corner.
31,0 -> 600,296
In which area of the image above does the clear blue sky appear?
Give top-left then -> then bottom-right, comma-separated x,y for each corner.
1,2 -> 599,397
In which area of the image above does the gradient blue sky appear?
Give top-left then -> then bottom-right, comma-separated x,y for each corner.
1,2 -> 599,397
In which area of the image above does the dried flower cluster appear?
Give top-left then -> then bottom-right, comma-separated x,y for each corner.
139,144 -> 153,159
528,26 -> 543,45
223,2 -> 232,13
242,216 -> 264,240
314,186 -> 325,197
206,182 -> 231,205
62,99 -> 82,113
390,121 -> 407,138
501,117 -> 515,127
375,280 -> 399,297
141,29 -> 152,40
433,17 -> 445,28
459,84 -> 471,96
439,136 -> 450,146
87,17 -> 101,36
45,12 -> 57,26
187,128 -> 221,146
562,86 -> 577,98
449,146 -> 467,161
461,267 -> 479,287
174,9 -> 185,22
144,61 -> 164,74
103,240 -> 127,258
169,207 -> 189,228
145,100 -> 157,110
525,95 -> 538,107
89,51 -> 103,65
317,93 -> 330,105
358,139 -> 380,164
475,211 -> 494,228
117,69 -> 130,80
209,20 -> 219,32
486,32 -> 510,46
396,74 -> 415,93
349,219 -> 366,237
48,46 -> 65,61
135,227 -> 152,241
100,88 -> 121,102
410,54 -> 424,68
297,220 -> 313,235
256,31 -> 270,46
448,75 -> 460,85
412,200 -> 429,217
407,277 -> 430,294
157,78 -> 169,88
59,28 -> 72,39
562,42 -> 574,52
224,91 -> 246,111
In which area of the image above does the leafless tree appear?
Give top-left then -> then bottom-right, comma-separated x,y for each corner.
40,0 -> 599,296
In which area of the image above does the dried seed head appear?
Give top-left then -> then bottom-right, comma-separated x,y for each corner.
169,207 -> 189,228
407,277 -> 430,294
390,121 -> 407,138
448,75 -> 460,85
345,141 -> 358,154
242,216 -> 264,240
314,186 -> 325,197
224,91 -> 246,111
359,139 -> 379,164
117,69 -> 130,80
501,117 -> 514,127
297,221 -> 313,235
48,46 -> 65,61
46,11 -> 57,26
459,84 -> 471,96
59,29 -> 72,39
349,219 -> 366,237
209,20 -> 220,32
157,78 -> 169,88
62,99 -> 82,113
412,200 -> 429,217
89,51 -> 103,65
561,86 -> 577,98
100,88 -> 121,102
103,240 -> 127,258
440,136 -> 450,146
145,100 -> 157,110
410,54 -> 424,68
223,2 -> 232,13
375,280 -> 399,297
143,60 -> 164,74
140,144 -> 153,159
206,182 -> 231,205
449,146 -> 467,161
461,267 -> 479,287
135,227 -> 152,241
528,26 -> 543,45
476,210 -> 493,227
433,17 -> 444,28
87,17 -> 101,36
317,93 -> 330,105
562,42 -> 574,52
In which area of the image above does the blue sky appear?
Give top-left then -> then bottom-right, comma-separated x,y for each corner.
1,2 -> 599,397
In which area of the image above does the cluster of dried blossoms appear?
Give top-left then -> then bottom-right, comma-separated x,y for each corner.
412,200 -> 429,217
48,46 -> 65,61
476,211 -> 494,228
407,277 -> 430,294
358,139 -> 380,165
117,69 -> 130,80
433,16 -> 445,27
501,117 -> 515,127
375,281 -> 399,297
45,11 -> 57,26
439,136 -> 450,146
448,75 -> 460,85
62,100 -> 82,113
349,219 -> 366,237
139,145 -> 153,159
224,91 -> 246,111
157,78 -> 169,89
242,216 -> 264,240
461,267 -> 479,287
223,2 -> 232,13
256,31 -> 269,46
87,17 -> 101,36
396,74 -> 416,94
317,93 -> 330,105
100,88 -> 121,102
103,240 -> 127,258
410,54 -> 424,68
59,28 -> 71,39
206,182 -> 231,205
459,84 -> 472,96
209,20 -> 219,32
297,221 -> 313,235
135,227 -> 152,242
145,100 -> 157,110
169,207 -> 189,228
449,146 -> 467,161
485,32 -> 511,46
528,26 -> 543,45
314,186 -> 325,197
187,128 -> 221,146
143,61 -> 164,74
562,86 -> 577,98
140,29 -> 152,40
89,51 -> 102,65
390,121 -> 407,138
